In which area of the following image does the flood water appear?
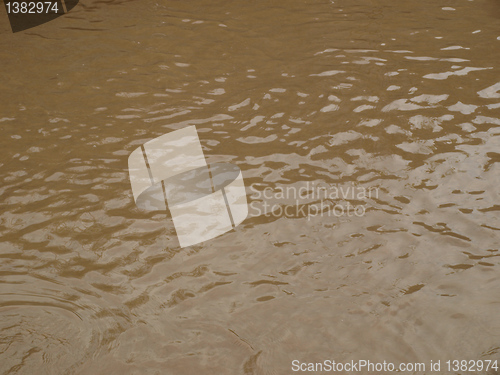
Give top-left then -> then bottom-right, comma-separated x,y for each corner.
1,0 -> 500,374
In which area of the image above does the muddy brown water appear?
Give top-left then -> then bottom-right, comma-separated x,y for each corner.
1,0 -> 500,374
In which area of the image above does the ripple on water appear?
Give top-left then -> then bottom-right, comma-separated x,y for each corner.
0,275 -> 131,374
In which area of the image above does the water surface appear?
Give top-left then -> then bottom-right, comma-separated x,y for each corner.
1,0 -> 500,373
